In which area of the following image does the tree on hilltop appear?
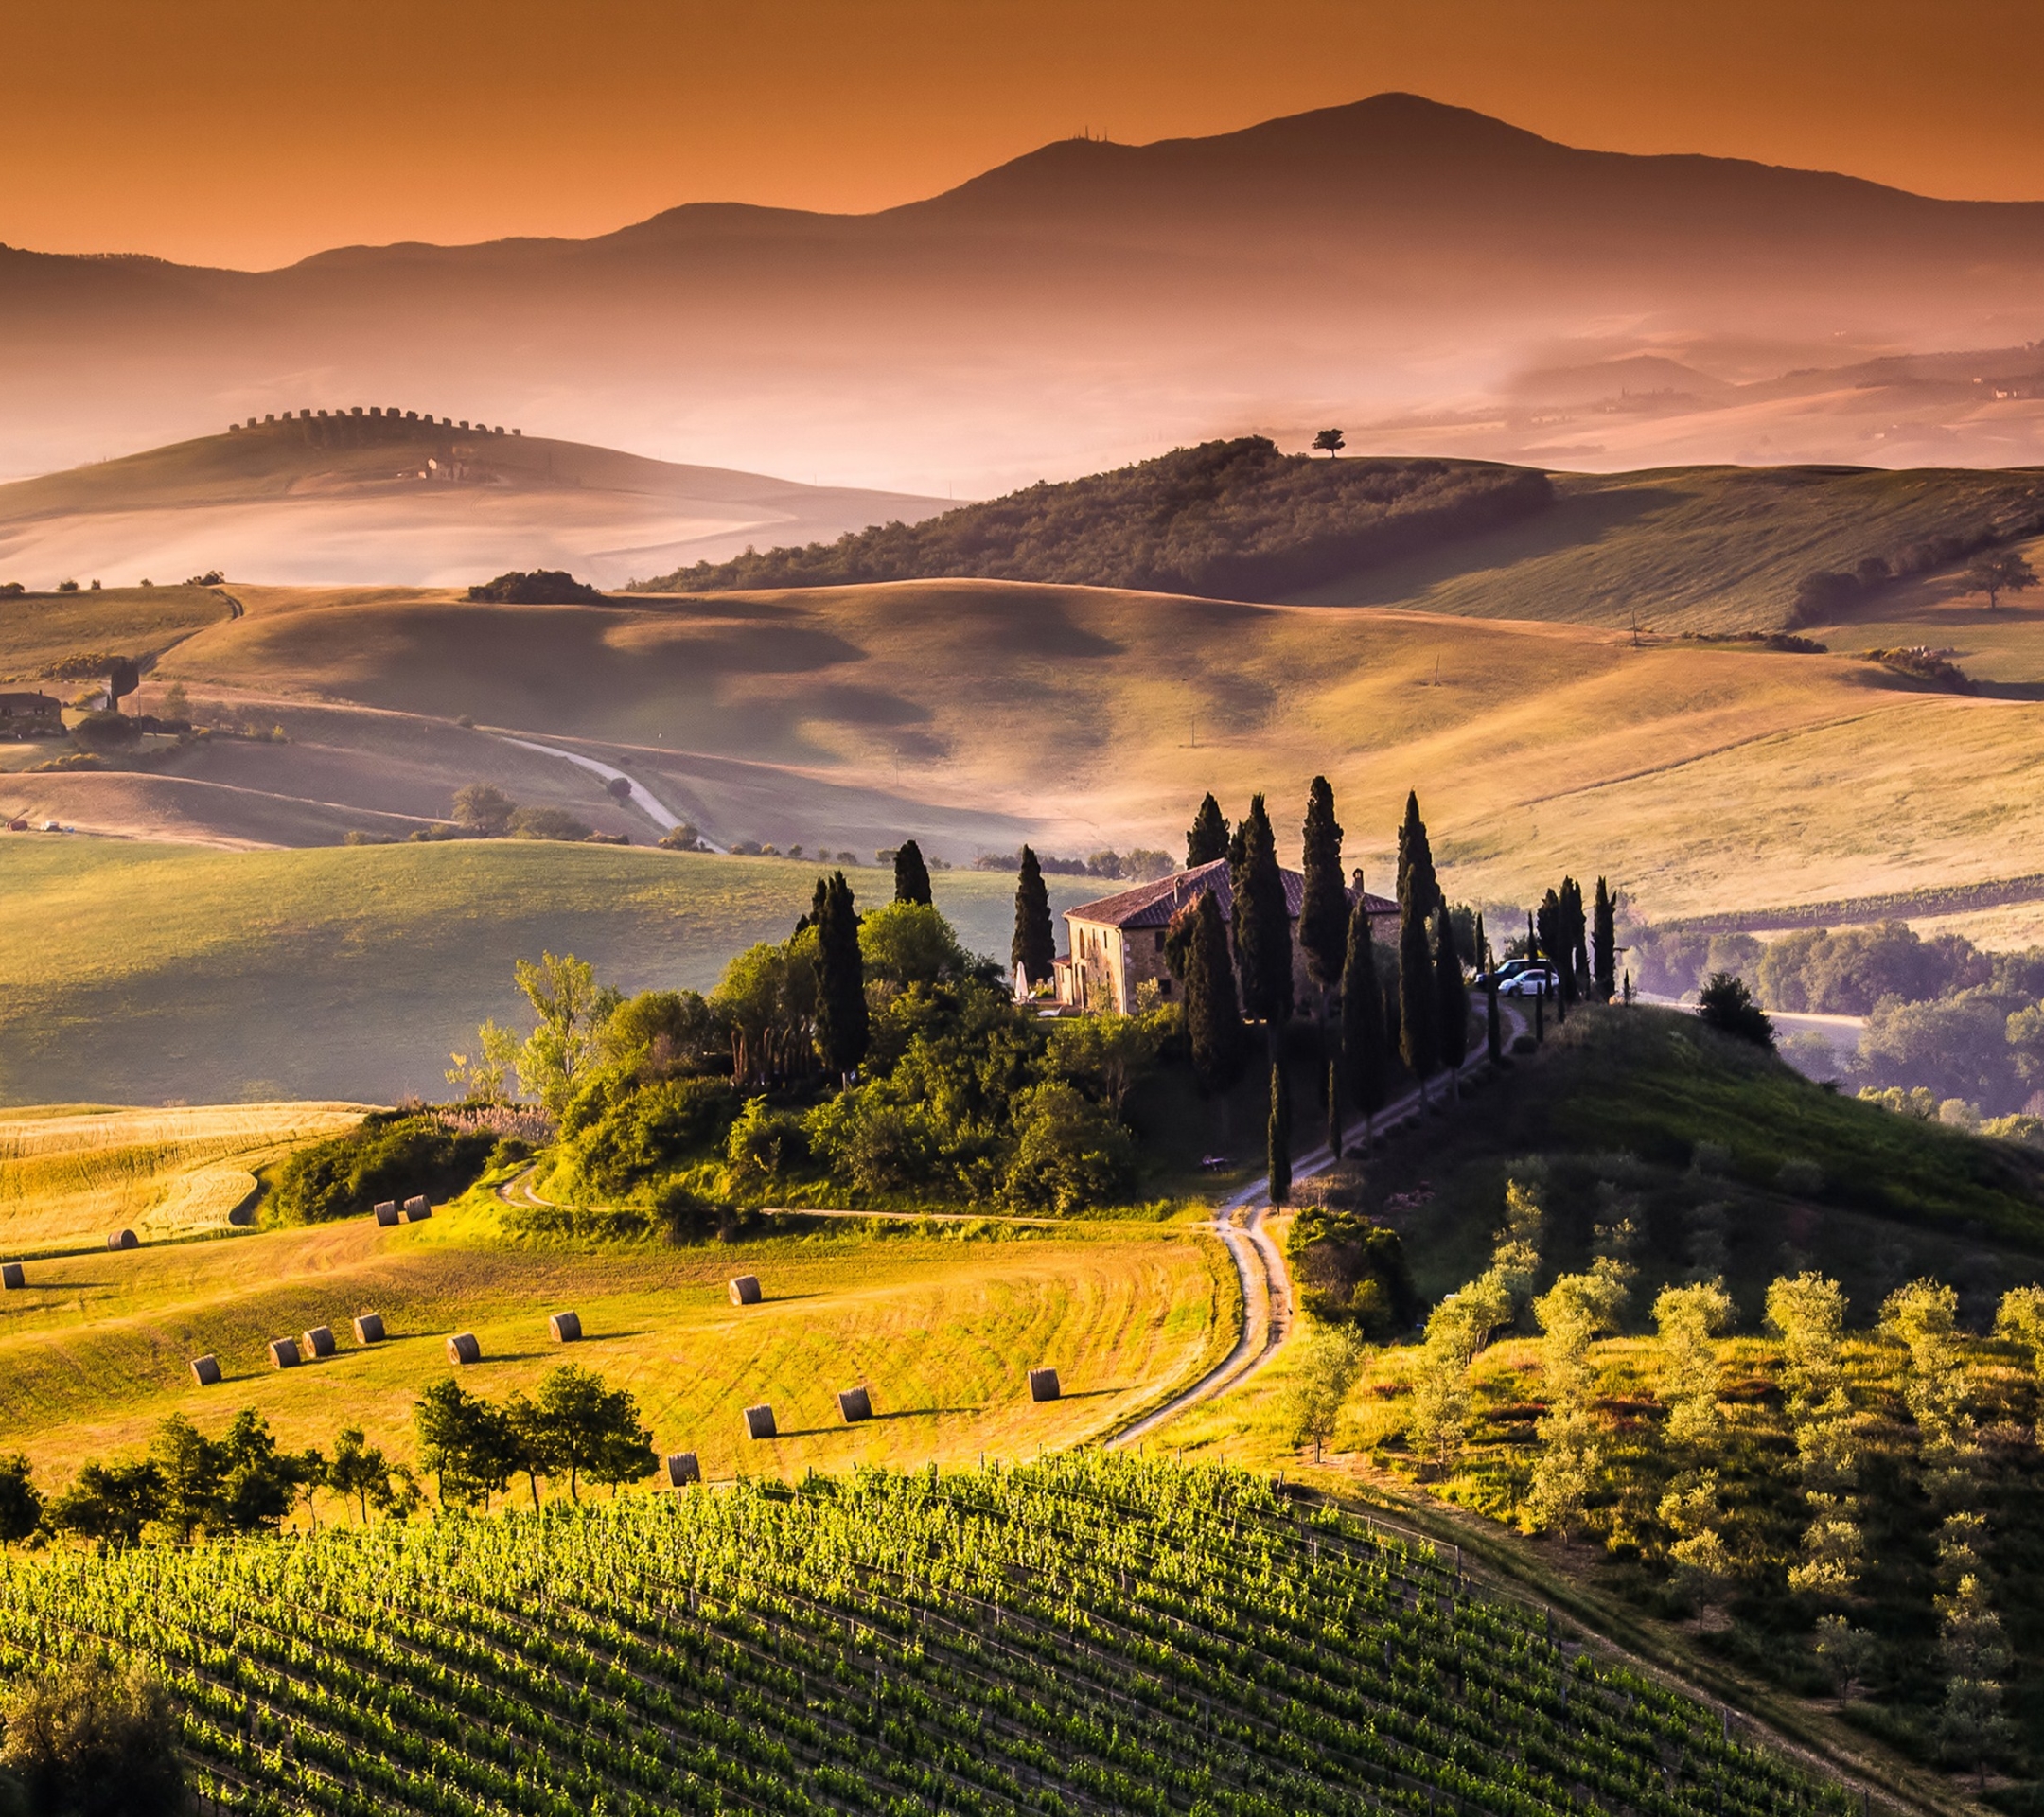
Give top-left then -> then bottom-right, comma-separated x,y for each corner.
1013,847 -> 1055,987
1185,792 -> 1229,867
1313,429 -> 1346,458
452,782 -> 516,837
892,838 -> 933,906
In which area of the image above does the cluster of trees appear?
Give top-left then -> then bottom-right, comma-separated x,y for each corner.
634,438 -> 1553,601
0,1365 -> 656,1555
273,1107 -> 502,1223
1788,523 -> 2042,625
466,570 -> 606,604
1636,920 -> 2044,1115
973,847 -> 1173,881
1382,1167 -> 2042,1779
0,1657 -> 185,1817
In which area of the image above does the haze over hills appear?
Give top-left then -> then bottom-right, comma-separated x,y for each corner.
0,415 -> 947,589
7,94 -> 2044,491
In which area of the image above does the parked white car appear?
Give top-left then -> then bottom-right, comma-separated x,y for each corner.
1497,968 -> 1558,997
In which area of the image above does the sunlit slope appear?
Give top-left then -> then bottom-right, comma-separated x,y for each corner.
0,1103 -> 363,1252
146,575 -> 2039,916
0,582 -> 232,680
0,1201 -> 1229,1487
0,842 -> 1101,1106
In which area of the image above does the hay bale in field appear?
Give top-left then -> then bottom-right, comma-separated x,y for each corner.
108,1229 -> 137,1251
353,1312 -> 386,1343
403,1195 -> 432,1221
728,1274 -> 762,1305
664,1452 -> 701,1488
1028,1366 -> 1062,1402
446,1332 -> 481,1365
269,1337 -> 301,1369
549,1311 -> 582,1343
301,1325 -> 335,1359
373,1200 -> 399,1226
189,1354 -> 221,1386
0,1262 -> 22,1291
837,1385 -> 872,1423
743,1403 -> 777,1440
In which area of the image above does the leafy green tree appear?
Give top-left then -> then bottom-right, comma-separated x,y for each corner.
524,1366 -> 656,1501
1231,795 -> 1292,1030
1935,1572 -> 2015,1780
1966,546 -> 2037,610
1652,1280 -> 1734,1447
1592,877 -> 1617,1001
1047,1012 -> 1163,1114
1004,1081 -> 1137,1213
0,1658 -> 185,1817
327,1426 -> 394,1524
1880,1279 -> 1975,1458
0,1456 -> 40,1547
43,1462 -> 164,1545
1993,1283 -> 2044,1389
1286,1324 -> 1365,1462
1312,428 -> 1346,458
859,900 -> 973,987
1341,896 -> 1388,1141
148,1413 -> 222,1540
414,1379 -> 517,1508
1267,1051 -> 1292,1205
892,838 -> 933,905
1175,891 -> 1248,1122
1697,972 -> 1773,1049
1012,846 -> 1055,987
1433,901 -> 1468,1074
514,952 -> 622,1115
1185,792 -> 1229,867
814,872 -> 870,1079
507,805 -> 592,841
1813,1615 -> 1879,1702
1405,1272 -> 1513,1476
451,782 -> 516,836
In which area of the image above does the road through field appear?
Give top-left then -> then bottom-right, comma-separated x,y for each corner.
1111,1006 -> 1525,1447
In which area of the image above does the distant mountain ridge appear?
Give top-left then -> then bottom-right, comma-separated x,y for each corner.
5,93 -> 2044,490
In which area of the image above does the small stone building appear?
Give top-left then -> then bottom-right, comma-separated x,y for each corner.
1052,858 -> 1398,1015
0,693 -> 61,738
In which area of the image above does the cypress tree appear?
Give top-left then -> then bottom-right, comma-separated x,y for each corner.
1563,877 -> 1591,1002
1592,877 -> 1617,1002
892,838 -> 933,906
1342,895 -> 1389,1143
1398,796 -> 1440,1096
1536,890 -> 1566,1023
1297,778 -> 1348,996
1267,1050 -> 1293,1206
1178,891 -> 1248,1131
1475,910 -> 1489,976
814,872 -> 869,1079
1435,901 -> 1469,1074
1487,976 -> 1502,1064
1012,847 -> 1055,987
1233,794 -> 1294,1030
1185,793 -> 1229,868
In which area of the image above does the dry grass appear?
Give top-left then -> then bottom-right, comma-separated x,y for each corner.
0,1103 -> 363,1252
0,1194 -> 1235,1494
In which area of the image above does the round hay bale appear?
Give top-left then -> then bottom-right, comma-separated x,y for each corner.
373,1200 -> 399,1226
189,1354 -> 221,1386
108,1229 -> 138,1251
446,1332 -> 481,1365
352,1312 -> 386,1343
268,1337 -> 302,1369
837,1385 -> 873,1423
1028,1366 -> 1062,1402
0,1262 -> 23,1291
301,1325 -> 336,1359
728,1275 -> 762,1306
403,1195 -> 432,1221
664,1452 -> 701,1488
743,1403 -> 777,1440
549,1311 -> 583,1343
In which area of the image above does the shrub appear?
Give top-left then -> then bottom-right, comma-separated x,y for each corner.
568,1077 -> 740,1197
273,1111 -> 495,1222
1697,973 -> 1774,1049
1003,1081 -> 1135,1213
0,1659 -> 185,1817
724,1096 -> 809,1185
466,570 -> 605,604
858,901 -> 976,988
68,712 -> 139,750
1289,1208 -> 1418,1336
508,806 -> 592,841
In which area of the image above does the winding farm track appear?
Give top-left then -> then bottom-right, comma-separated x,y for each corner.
1110,1009 -> 1525,1448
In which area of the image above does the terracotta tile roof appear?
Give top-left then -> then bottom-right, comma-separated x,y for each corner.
1066,858 -> 1397,930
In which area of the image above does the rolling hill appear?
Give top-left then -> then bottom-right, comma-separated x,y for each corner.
8,94 -> 2044,493
0,417 -> 946,590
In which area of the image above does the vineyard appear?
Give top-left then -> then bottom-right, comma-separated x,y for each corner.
0,1454 -> 1852,1817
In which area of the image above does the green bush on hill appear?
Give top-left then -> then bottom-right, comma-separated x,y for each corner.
466,570 -> 605,604
632,437 -> 1553,599
1288,1204 -> 1418,1336
272,1110 -> 496,1223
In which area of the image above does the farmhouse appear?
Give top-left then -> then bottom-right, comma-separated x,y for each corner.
0,692 -> 61,738
1053,858 -> 1398,1014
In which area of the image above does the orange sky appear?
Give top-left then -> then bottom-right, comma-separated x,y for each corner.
11,0 -> 2044,269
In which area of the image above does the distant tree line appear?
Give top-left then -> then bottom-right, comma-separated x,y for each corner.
973,846 -> 1173,880
630,438 -> 1554,600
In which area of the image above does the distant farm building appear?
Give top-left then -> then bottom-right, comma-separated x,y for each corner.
0,693 -> 62,739
1052,859 -> 1397,1015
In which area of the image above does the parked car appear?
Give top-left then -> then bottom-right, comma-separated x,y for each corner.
1497,968 -> 1558,997
1472,959 -> 1540,991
